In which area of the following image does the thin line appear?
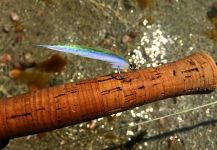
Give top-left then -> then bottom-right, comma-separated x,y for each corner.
118,100 -> 217,130
45,99 -> 217,149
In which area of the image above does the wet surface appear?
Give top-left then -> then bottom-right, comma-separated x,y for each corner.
0,0 -> 217,149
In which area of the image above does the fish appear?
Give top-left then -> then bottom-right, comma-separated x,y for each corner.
38,45 -> 129,69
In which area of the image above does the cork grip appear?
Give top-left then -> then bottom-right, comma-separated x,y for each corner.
0,52 -> 216,140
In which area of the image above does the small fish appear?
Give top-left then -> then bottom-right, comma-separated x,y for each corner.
38,45 -> 129,69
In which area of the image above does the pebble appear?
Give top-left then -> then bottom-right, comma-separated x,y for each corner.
129,31 -> 138,39
0,54 -> 12,64
121,34 -> 132,44
10,12 -> 20,22
2,25 -> 10,33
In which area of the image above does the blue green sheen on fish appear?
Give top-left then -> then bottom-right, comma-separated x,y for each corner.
38,45 -> 129,69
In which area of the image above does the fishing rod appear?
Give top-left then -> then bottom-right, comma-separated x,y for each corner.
0,51 -> 216,148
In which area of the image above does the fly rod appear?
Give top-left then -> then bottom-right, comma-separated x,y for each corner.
0,52 -> 216,143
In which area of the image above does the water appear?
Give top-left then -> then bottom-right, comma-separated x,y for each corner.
0,0 -> 217,149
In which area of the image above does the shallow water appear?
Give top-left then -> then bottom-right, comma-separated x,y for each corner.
0,0 -> 217,149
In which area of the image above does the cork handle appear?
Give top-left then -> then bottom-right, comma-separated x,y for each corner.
0,52 -> 216,140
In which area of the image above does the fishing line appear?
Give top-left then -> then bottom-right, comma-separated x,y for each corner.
45,98 -> 217,149
101,98 -> 217,133
130,99 -> 217,128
